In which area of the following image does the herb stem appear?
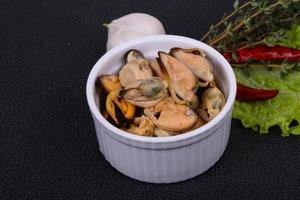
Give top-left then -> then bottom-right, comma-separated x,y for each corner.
237,40 -> 266,50
201,1 -> 251,41
280,13 -> 299,22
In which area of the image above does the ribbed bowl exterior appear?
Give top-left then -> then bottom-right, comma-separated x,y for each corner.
92,112 -> 232,183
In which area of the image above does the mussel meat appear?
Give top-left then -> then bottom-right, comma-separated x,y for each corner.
119,77 -> 168,108
171,48 -> 214,87
106,89 -> 136,124
98,74 -> 122,93
123,49 -> 145,64
127,115 -> 155,136
198,87 -> 225,121
158,51 -> 199,108
149,59 -> 165,80
144,98 -> 198,132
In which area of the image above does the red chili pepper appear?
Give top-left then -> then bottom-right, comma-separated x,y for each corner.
224,46 -> 300,63
236,82 -> 279,102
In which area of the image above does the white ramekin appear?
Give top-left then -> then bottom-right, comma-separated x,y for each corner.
86,35 -> 236,183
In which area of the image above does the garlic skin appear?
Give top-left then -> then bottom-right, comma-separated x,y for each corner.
106,13 -> 166,51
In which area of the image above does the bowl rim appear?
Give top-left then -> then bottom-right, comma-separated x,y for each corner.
86,35 -> 236,144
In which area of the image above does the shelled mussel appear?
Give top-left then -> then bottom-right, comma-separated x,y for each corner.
96,48 -> 226,137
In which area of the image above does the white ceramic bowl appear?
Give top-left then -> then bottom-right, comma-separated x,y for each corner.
86,35 -> 236,183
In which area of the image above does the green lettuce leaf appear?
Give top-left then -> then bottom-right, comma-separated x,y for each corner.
232,24 -> 300,136
233,68 -> 300,136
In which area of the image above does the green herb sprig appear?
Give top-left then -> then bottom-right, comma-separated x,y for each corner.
201,0 -> 300,52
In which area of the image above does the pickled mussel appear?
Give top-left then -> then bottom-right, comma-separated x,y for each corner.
170,48 -> 214,87
119,50 -> 153,87
144,98 -> 198,132
198,87 -> 225,121
95,47 -> 226,137
158,51 -> 199,109
119,77 -> 168,108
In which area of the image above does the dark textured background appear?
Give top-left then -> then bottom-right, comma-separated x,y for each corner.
1,0 -> 300,199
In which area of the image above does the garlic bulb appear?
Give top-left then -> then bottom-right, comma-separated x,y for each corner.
106,13 -> 166,51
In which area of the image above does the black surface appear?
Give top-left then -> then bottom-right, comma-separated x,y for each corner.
1,0 -> 300,199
